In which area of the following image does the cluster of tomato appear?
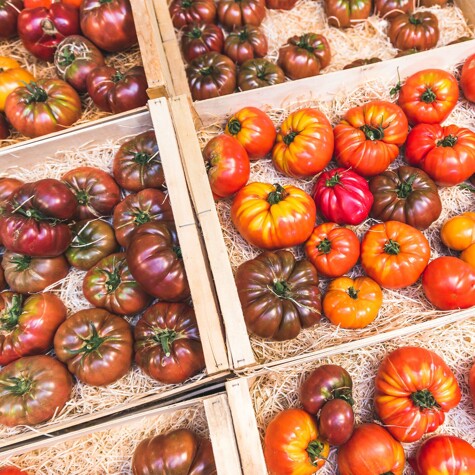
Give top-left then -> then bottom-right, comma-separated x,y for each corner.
204,60 -> 475,342
0,131 -> 207,429
0,0 -> 147,140
265,347 -> 475,474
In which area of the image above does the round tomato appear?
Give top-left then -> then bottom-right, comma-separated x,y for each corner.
405,123 -> 475,187
369,165 -> 442,230
0,177 -> 23,224
388,12 -> 439,51
134,302 -> 205,384
374,0 -> 414,19
5,79 -> 81,138
312,167 -> 373,225
0,57 -> 35,112
461,243 -> 475,268
237,58 -> 285,91
264,408 -> 329,475
375,346 -> 461,442
461,53 -> 475,103
169,0 -> 216,28
0,292 -> 67,366
2,252 -> 69,294
181,22 -> 224,63
83,252 -> 152,315
324,0 -> 371,28
422,256 -> 475,310
0,468 -> 29,475
337,423 -> 405,475
333,100 -> 408,177
0,355 -> 72,427
231,182 -> 316,250
304,223 -> 360,278
440,212 -> 475,251
0,0 -> 24,39
343,57 -> 382,69
203,134 -> 250,199
225,106 -> 276,159
323,276 -> 382,329
223,25 -> 267,65
132,429 -> 216,475
397,69 -> 459,125
217,0 -> 265,31
235,250 -> 321,341
54,308 -> 133,386
272,107 -> 333,177
318,398 -> 354,446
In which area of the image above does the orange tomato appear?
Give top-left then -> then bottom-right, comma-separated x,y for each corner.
440,212 -> 475,251
24,0 -> 52,7
461,243 -> 475,268
0,57 -> 35,112
323,276 -> 382,329
62,0 -> 83,6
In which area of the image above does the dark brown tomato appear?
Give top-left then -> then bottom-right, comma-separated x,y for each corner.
266,0 -> 298,10
238,58 -> 286,91
374,0 -> 414,20
223,25 -> 268,65
217,0 -> 266,31
134,302 -> 205,384
181,23 -> 224,63
0,177 -> 23,244
0,264 -> 5,292
0,0 -> 24,39
343,57 -> 381,69
419,0 -> 447,5
324,0 -> 371,28
169,0 -> 217,29
318,399 -> 355,446
388,12 -> 439,51
54,308 -> 133,386
0,113 -> 9,140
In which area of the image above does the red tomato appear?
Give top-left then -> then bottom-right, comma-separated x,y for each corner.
62,0 -> 82,7
0,0 -> 24,39
0,467 -> 29,475
461,53 -> 475,103
24,0 -> 51,6
470,363 -> 475,409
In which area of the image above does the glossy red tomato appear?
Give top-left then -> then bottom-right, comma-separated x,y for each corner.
0,0 -> 24,39
223,25 -> 267,65
181,22 -> 224,63
388,12 -> 439,51
374,0 -> 414,19
169,0 -> 216,28
324,0 -> 371,28
318,398 -> 354,446
0,177 -> 23,227
217,0 -> 265,31
461,54 -> 475,103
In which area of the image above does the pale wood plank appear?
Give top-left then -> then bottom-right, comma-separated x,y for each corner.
164,39 -> 191,98
152,0 -> 177,43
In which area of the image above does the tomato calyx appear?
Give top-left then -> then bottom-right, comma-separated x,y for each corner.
271,280 -> 291,298
199,66 -> 215,76
317,237 -> 332,254
237,28 -> 250,42
0,294 -> 23,332
384,239 -> 400,255
361,125 -> 384,141
267,184 -> 287,204
283,131 -> 298,145
3,376 -> 33,396
40,18 -> 58,37
57,45 -> 77,67
173,245 -> 183,259
10,254 -> 32,272
133,210 -> 152,225
182,0 -> 193,7
332,386 -> 355,406
104,269 -> 121,293
295,35 -> 324,53
24,82 -> 48,104
410,388 -> 441,410
75,190 -> 91,207
153,328 -> 178,357
227,118 -> 242,135
99,0 -> 114,4
396,174 -> 416,199
112,71 -> 125,83
421,87 -> 437,104
306,439 -> 326,466
437,134 -> 458,148
72,323 -> 106,354
408,15 -> 422,25
325,172 -> 342,187
347,286 -> 359,300
188,27 -> 203,39
133,151 -> 155,165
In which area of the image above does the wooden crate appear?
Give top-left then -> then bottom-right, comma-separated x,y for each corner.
0,98 -> 229,449
0,391 -> 242,475
170,40 -> 475,371
226,314 -> 475,475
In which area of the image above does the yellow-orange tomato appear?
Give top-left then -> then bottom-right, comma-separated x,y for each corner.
0,58 -> 35,112
440,212 -> 475,251
461,243 -> 475,268
323,276 -> 383,329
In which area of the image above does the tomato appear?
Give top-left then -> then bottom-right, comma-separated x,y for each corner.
266,0 -> 297,9
5,79 -> 81,138
0,178 -> 77,257
231,182 -> 316,250
312,168 -> 373,225
334,100 -> 408,177
0,355 -> 72,426
235,250 -> 321,341
0,292 -> 67,366
397,69 -> 459,125
264,408 -> 329,475
323,276 -> 382,329
0,177 -> 23,217
23,0 -> 50,6
0,57 -> 35,112
440,212 -> 475,252
113,131 -> 165,192
361,221 -> 430,289
225,106 -> 276,159
126,222 -> 190,301
461,53 -> 475,103
181,22 -> 224,63
277,33 -> 331,80
0,0 -> 24,39
66,219 -> 118,270
405,124 -> 475,187
0,468 -> 29,475
470,363 -> 475,409
132,429 -> 216,475
186,52 -> 236,101
304,223 -> 360,278
18,3 -> 79,61
2,252 -> 69,293
375,346 -> 461,442
217,0 -> 265,31
169,0 -> 216,28
223,25 -> 268,65
112,188 -> 174,248
388,12 -> 439,51
62,0 -> 83,6
83,252 -> 152,315
343,57 -> 381,69
374,0 -> 413,19
422,256 -> 475,310
461,244 -> 475,268
420,0 -> 447,5
87,66 -> 148,114
80,0 -> 137,53
54,308 -> 133,386
318,399 -> 354,446
54,35 -> 105,93
324,0 -> 371,28
203,134 -> 250,199
337,423 -> 405,475
0,113 -> 8,140
62,166 -> 121,219
369,165 -> 442,230
237,58 -> 285,91
272,107 -> 333,177
134,301 -> 205,384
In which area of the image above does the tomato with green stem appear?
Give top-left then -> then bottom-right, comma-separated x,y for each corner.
223,25 -> 268,65
169,0 -> 216,28
216,0 -> 265,31
181,22 -> 224,63
388,12 -> 439,52
324,0 -> 371,28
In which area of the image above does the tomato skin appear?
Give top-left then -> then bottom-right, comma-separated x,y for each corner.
361,221 -> 430,289
0,57 -> 35,112
223,25 -> 267,65
235,250 -> 321,341
440,212 -> 475,252
169,0 -> 216,28
54,308 -> 133,386
272,108 -> 333,178
324,0 -> 371,28
0,113 -> 8,140
266,0 -> 297,9
470,363 -> 475,409
333,100 -> 408,177
181,22 -> 224,63
337,423 -> 405,475
231,182 -> 316,250
0,292 -> 67,366
0,178 -> 23,233
422,256 -> 475,310
375,346 -> 461,443
405,124 -> 475,187
388,12 -> 439,51
217,0 -> 266,31
203,134 -> 250,199
397,69 -> 459,125
304,223 -> 360,278
343,57 -> 381,69
237,58 -> 285,91
312,168 -> 373,225
374,0 -> 414,20
134,302 -> 205,384
318,399 -> 354,446
0,0 -> 24,39
0,468 -> 29,475
461,243 -> 475,268
461,54 -> 475,103
264,408 -> 329,475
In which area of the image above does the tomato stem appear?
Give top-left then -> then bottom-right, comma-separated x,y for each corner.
75,190 -> 90,206
396,174 -> 416,199
173,245 -> 183,259
360,125 -> 384,141
10,255 -> 32,272
306,440 -> 326,466
296,34 -> 323,53
25,82 -> 48,104
272,280 -> 291,298
75,323 -> 106,354
189,27 -> 203,39
421,87 -> 437,104
182,0 -> 193,7
411,388 -> 441,409
237,27 -> 250,42
0,294 -> 23,332
112,71 -> 125,83
99,0 -> 114,4
4,376 -> 32,396
267,184 -> 287,204
347,286 -> 359,300
437,134 -> 458,147
283,131 -> 298,145
133,151 -> 154,165
384,239 -> 400,255
408,14 -> 422,25
155,329 -> 178,357
41,18 -> 58,36
325,172 -> 341,187
104,269 -> 121,293
199,66 -> 214,76
57,46 -> 76,67
133,210 -> 152,225
227,118 -> 242,135
317,237 -> 332,255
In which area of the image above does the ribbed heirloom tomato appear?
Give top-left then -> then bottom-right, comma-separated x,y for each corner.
374,0 -> 414,19
324,0 -> 371,28
223,25 -> 267,65
388,12 -> 439,52
461,53 -> 475,103
181,22 -> 224,63
169,0 -> 216,28
217,0 -> 266,30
